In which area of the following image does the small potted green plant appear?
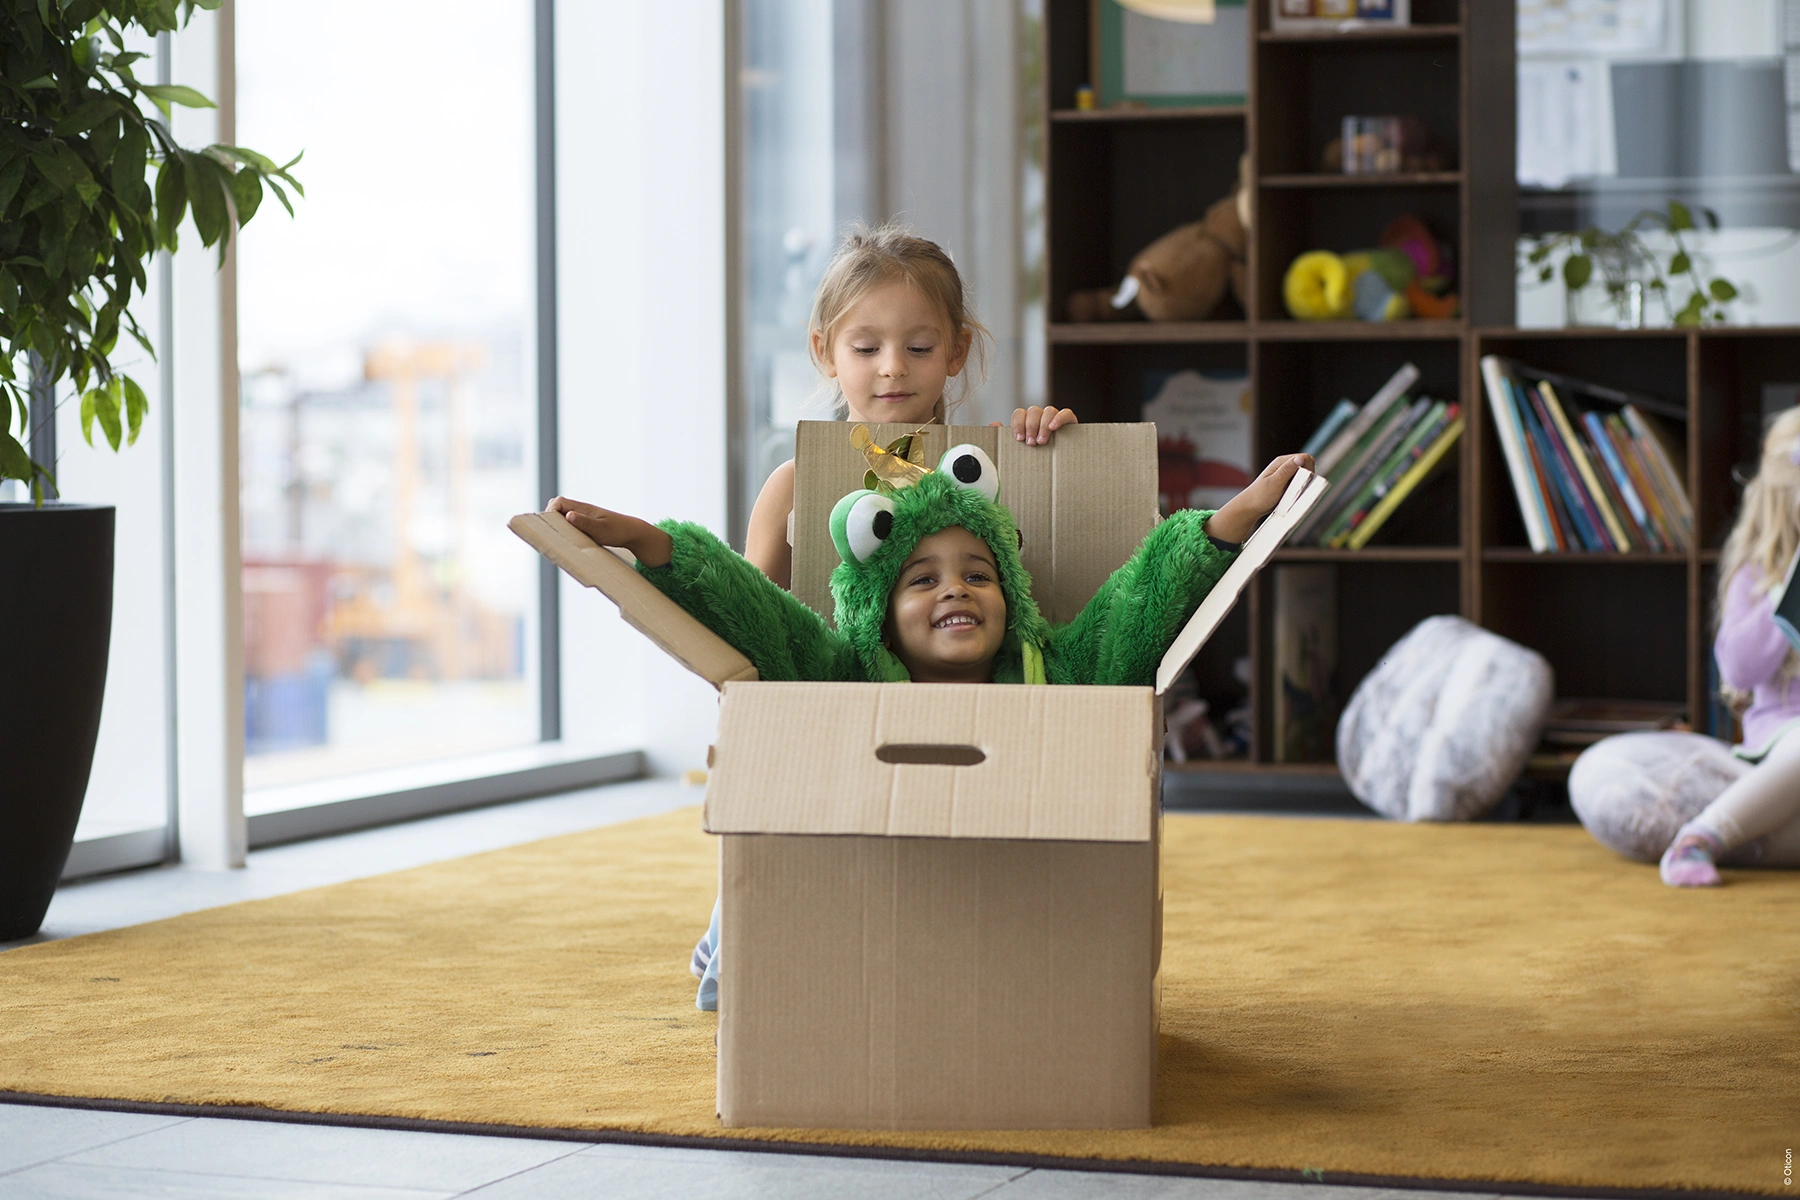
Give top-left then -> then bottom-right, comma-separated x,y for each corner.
0,0 -> 300,939
1521,201 -> 1741,328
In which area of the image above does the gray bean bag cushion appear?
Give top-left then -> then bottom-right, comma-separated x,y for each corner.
1337,615 -> 1554,821
1568,730 -> 1747,862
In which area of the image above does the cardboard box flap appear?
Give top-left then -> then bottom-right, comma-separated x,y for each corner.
1154,467 -> 1329,696
704,682 -> 1157,842
509,512 -> 757,690
791,422 -> 1160,625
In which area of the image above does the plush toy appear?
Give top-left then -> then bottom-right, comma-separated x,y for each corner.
1282,214 -> 1458,322
637,429 -> 1236,687
1066,156 -> 1250,323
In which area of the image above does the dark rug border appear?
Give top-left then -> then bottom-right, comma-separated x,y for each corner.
0,1091 -> 1764,1200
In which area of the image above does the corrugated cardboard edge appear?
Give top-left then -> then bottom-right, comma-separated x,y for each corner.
509,512 -> 757,690
1154,468 -> 1329,696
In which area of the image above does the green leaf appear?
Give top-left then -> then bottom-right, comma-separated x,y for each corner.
0,159 -> 27,215
122,374 -> 147,445
1674,292 -> 1706,326
1562,254 -> 1593,290
94,383 -> 121,451
1710,278 -> 1739,301
266,178 -> 294,217
155,154 -> 187,248
21,75 -> 56,90
215,144 -> 277,173
80,387 -> 98,446
74,180 -> 102,208
182,150 -> 228,250
138,84 -> 216,118
1538,265 -> 1553,283
1667,201 -> 1694,231
229,166 -> 262,223
1669,251 -> 1691,275
0,432 -> 32,483
53,97 -> 118,137
1702,206 -> 1721,231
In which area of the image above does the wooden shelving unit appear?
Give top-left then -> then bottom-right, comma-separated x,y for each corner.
1043,0 -> 1800,774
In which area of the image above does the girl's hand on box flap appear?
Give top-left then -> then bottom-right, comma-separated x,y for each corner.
547,496 -> 674,568
1203,454 -> 1314,546
991,406 -> 1078,445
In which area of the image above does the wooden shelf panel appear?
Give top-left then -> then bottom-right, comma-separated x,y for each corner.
1051,106 -> 1246,123
1254,320 -> 1466,342
1274,547 -> 1462,563
1166,760 -> 1341,777
1475,326 -> 1690,342
1259,171 -> 1463,189
1048,322 -> 1251,345
1259,24 -> 1461,43
1481,549 -> 1689,565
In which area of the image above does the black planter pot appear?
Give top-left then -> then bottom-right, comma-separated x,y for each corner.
0,503 -> 113,940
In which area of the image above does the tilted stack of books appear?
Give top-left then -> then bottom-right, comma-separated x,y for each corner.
1479,355 -> 1692,554
1286,363 -> 1465,550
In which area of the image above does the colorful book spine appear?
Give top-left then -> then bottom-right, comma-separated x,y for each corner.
1607,415 -> 1677,549
1316,363 -> 1419,477
1624,405 -> 1694,549
1480,356 -> 1551,552
1514,379 -> 1594,550
1526,383 -> 1612,550
1584,410 -> 1661,552
1301,399 -> 1428,544
1302,399 -> 1358,459
1347,413 -> 1465,550
1323,402 -> 1449,548
1540,381 -> 1632,551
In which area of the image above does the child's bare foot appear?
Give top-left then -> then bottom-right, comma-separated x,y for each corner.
1660,826 -> 1724,887
991,406 -> 1078,445
1204,454 -> 1315,544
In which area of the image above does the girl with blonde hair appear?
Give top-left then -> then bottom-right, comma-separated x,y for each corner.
1660,405 -> 1800,884
744,223 -> 1078,589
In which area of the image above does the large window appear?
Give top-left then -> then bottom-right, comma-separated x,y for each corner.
236,1 -> 542,795
1517,0 -> 1800,325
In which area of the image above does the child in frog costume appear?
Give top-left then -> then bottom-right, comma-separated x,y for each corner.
546,434 -> 1310,1008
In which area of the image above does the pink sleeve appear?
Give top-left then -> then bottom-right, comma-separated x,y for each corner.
1715,567 -> 1792,692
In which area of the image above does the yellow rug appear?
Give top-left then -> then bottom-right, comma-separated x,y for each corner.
1,809 -> 1792,1197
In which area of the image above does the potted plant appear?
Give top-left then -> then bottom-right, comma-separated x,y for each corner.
1521,201 -> 1741,329
0,0 -> 300,939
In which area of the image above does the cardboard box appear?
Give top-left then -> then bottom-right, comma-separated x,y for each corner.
512,423 -> 1324,1130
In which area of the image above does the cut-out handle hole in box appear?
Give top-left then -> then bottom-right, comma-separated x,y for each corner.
875,744 -> 987,767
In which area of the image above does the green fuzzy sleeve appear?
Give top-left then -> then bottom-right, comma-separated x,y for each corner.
637,521 -> 864,682
1043,509 -> 1236,687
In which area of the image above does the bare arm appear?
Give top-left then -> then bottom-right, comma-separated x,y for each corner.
743,459 -> 796,590
545,496 -> 672,567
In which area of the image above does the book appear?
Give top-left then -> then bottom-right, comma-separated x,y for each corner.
1771,545 -> 1800,655
1273,564 -> 1337,763
1539,381 -> 1631,550
1144,369 -> 1254,515
1296,398 -> 1427,544
1584,410 -> 1662,552
1302,399 -> 1357,458
1321,401 -> 1449,547
1480,355 -> 1551,551
1623,405 -> 1694,549
1346,414 -> 1464,550
1525,382 -> 1610,550
1315,363 -> 1418,478
1517,379 -> 1602,550
1605,414 -> 1677,548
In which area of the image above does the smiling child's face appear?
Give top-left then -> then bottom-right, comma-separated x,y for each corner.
885,526 -> 1008,683
814,280 -> 971,426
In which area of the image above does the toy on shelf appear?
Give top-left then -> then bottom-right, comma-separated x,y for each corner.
1282,214 -> 1458,322
1321,115 -> 1450,175
1066,156 -> 1249,323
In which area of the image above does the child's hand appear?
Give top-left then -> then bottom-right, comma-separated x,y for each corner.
990,406 -> 1078,445
1203,454 -> 1314,545
546,496 -> 674,568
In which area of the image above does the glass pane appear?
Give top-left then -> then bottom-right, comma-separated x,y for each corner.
54,258 -> 171,843
1517,0 -> 1800,326
236,0 -> 539,794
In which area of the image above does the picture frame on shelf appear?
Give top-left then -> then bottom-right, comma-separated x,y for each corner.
1094,0 -> 1248,110
1270,0 -> 1411,33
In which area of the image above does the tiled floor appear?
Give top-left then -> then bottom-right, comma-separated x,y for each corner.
1,779 -> 1560,1199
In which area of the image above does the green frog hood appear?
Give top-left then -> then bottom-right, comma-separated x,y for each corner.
828,442 -> 1052,683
